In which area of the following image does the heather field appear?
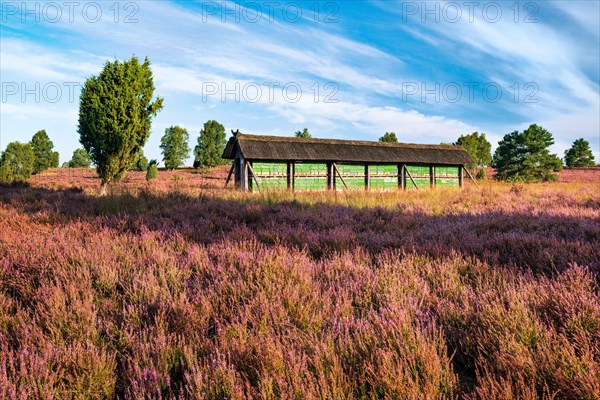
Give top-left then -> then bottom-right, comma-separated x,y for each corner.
1,168 -> 599,399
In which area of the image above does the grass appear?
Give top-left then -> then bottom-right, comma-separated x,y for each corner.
1,167 -> 599,399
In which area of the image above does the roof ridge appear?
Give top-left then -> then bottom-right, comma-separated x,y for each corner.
236,132 -> 465,151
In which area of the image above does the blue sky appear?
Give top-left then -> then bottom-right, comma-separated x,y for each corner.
1,0 -> 599,165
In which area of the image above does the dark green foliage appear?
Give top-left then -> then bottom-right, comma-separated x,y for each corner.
78,56 -> 163,188
493,124 -> 563,182
194,120 -> 226,168
0,161 -> 13,182
476,168 -> 487,180
455,132 -> 492,170
379,132 -> 398,143
146,160 -> 158,180
68,148 -> 92,168
564,138 -> 596,167
135,153 -> 149,171
0,142 -> 35,182
161,126 -> 190,170
51,151 -> 59,169
294,128 -> 311,138
31,130 -> 59,173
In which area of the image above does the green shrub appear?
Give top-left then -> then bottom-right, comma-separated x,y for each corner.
476,168 -> 487,180
146,160 -> 158,180
0,162 -> 13,183
136,154 -> 149,171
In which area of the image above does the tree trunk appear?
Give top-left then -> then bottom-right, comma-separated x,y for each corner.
99,181 -> 108,196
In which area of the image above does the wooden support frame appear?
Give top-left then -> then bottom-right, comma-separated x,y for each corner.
246,162 -> 262,192
463,166 -> 479,187
332,163 -> 349,190
229,157 -> 470,192
404,166 -> 419,189
225,162 -> 235,187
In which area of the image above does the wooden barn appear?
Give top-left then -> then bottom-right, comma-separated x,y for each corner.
222,131 -> 476,191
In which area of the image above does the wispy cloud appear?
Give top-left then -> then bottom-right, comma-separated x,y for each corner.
1,0 -> 598,164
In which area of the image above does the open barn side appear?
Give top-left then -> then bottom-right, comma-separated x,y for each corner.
223,131 -> 475,191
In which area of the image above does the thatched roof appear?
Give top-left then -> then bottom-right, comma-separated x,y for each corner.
222,132 -> 474,165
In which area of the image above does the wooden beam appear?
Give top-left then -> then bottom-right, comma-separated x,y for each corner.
458,165 -> 463,187
332,163 -> 349,190
365,163 -> 370,190
225,162 -> 235,187
463,166 -> 479,187
246,162 -> 261,192
405,167 -> 419,189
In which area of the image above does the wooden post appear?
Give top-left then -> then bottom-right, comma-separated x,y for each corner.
240,157 -> 248,191
400,164 -> 406,190
287,162 -> 293,191
365,163 -> 370,190
327,162 -> 333,190
430,164 -> 435,188
246,161 -> 252,192
291,162 -> 295,191
458,165 -> 463,188
234,158 -> 241,188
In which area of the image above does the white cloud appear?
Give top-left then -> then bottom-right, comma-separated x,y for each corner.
1,0 -> 597,164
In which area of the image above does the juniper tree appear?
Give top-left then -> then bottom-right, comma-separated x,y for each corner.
78,56 -> 163,193
146,159 -> 158,180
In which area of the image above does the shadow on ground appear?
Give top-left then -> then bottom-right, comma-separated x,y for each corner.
2,184 -> 599,278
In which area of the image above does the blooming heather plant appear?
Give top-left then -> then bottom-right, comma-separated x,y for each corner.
0,169 -> 599,398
